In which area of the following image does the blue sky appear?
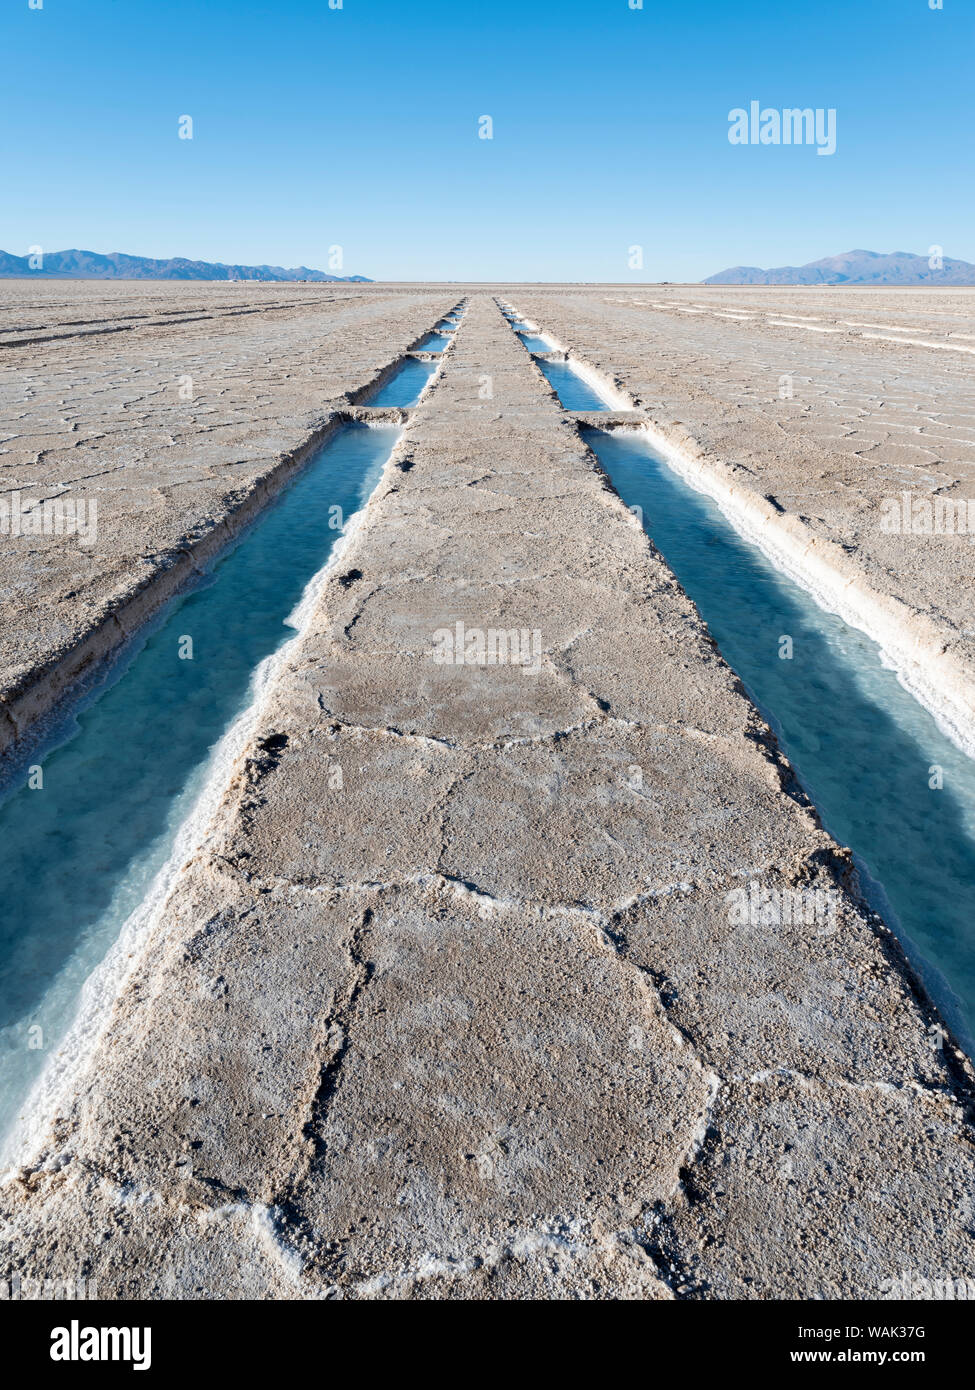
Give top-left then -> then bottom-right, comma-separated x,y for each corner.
3,0 -> 971,281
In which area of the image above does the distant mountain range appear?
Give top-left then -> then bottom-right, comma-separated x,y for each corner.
0,248 -> 371,282
704,249 -> 975,286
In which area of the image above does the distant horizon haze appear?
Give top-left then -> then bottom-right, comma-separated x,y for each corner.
3,246 -> 974,289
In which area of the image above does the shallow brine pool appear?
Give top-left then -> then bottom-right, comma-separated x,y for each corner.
536,357 -> 612,411
365,356 -> 437,407
0,422 -> 403,1152
586,426 -> 975,1051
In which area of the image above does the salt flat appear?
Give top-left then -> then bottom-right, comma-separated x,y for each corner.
1,292 -> 973,1300
513,285 -> 975,752
0,282 -> 456,751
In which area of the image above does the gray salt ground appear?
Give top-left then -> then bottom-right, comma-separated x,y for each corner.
513,285 -> 975,751
1,296 -> 973,1300
0,282 -> 457,751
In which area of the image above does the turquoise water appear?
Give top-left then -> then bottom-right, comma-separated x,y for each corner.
518,331 -> 552,353
536,357 -> 611,411
366,356 -> 437,406
416,332 -> 451,352
586,427 -> 975,1050
0,422 -> 402,1146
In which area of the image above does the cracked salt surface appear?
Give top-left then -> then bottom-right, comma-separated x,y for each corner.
585,425 -> 975,1052
0,420 -> 404,1156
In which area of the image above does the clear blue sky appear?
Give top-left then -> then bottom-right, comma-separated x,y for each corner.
3,0 -> 971,281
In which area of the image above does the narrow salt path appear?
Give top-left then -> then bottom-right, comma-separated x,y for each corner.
0,306 -> 464,1154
